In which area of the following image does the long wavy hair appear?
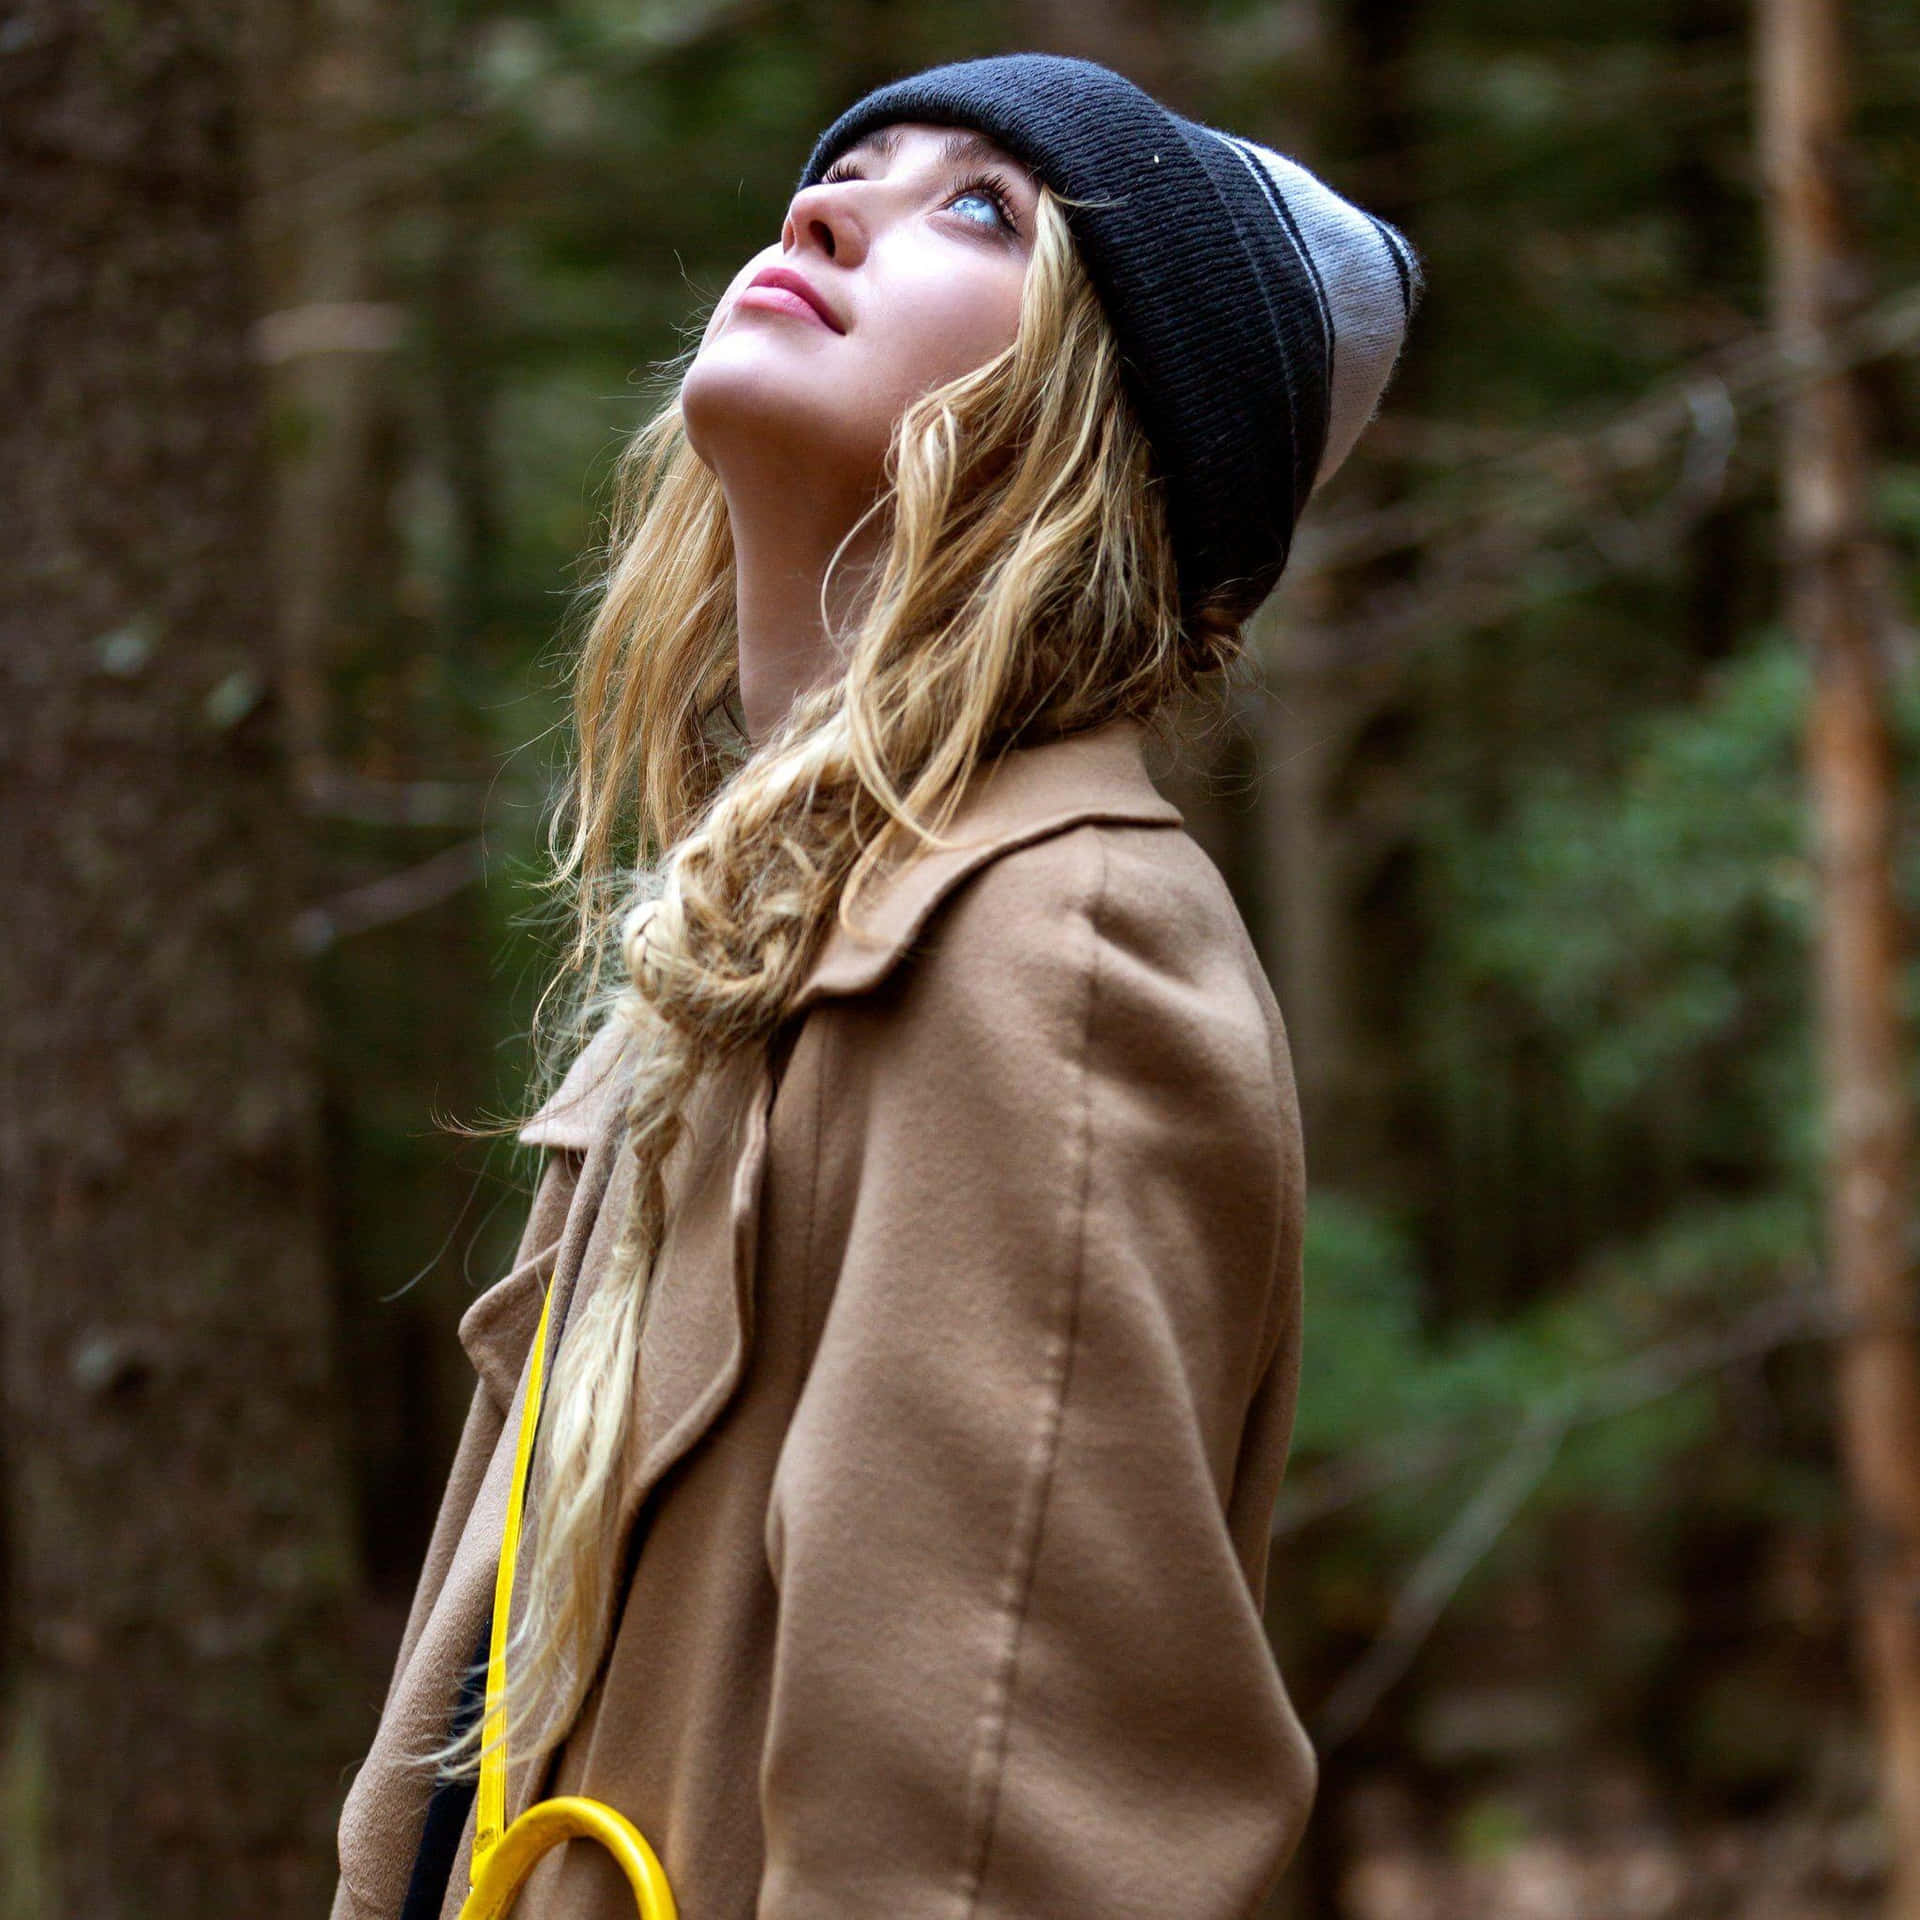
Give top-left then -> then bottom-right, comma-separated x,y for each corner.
468,180 -> 1247,1769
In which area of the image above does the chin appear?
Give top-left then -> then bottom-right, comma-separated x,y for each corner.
682,347 -> 883,492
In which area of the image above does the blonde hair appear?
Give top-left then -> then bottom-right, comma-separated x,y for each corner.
473,183 -> 1245,1768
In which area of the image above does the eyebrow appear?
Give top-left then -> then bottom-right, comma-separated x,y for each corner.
840,124 -> 1035,185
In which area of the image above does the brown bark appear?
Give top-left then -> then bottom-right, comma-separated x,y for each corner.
250,0 -> 490,1606
1254,607 -> 1381,1186
249,0 -> 402,788
1756,1 -> 1920,1911
0,0 -> 365,1910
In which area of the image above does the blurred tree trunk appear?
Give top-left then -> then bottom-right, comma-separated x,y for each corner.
0,0 -> 364,1911
249,0 -> 402,789
1757,0 -> 1920,1912
251,0 -> 507,1625
249,0 -> 459,1609
1253,603 -> 1405,1195
1248,0 -> 1422,1208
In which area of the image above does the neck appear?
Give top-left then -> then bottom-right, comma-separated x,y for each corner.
722,466 -> 884,746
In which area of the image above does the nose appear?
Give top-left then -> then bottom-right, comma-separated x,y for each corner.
781,178 -> 867,267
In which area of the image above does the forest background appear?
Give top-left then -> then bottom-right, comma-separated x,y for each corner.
2,0 -> 1918,1914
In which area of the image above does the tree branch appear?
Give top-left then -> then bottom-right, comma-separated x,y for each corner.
292,838 -> 488,954
1298,1277 -> 1839,1751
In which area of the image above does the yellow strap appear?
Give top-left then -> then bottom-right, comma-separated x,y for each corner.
473,1280 -> 557,1875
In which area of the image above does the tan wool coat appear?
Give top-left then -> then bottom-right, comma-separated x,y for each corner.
331,718 -> 1318,1920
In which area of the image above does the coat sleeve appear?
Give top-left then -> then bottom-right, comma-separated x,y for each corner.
756,825 -> 1317,1920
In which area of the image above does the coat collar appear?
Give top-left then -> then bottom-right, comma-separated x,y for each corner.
472,717 -> 1180,1420
515,1011 -> 637,1155
510,716 -> 1180,1156
794,717 -> 1181,1007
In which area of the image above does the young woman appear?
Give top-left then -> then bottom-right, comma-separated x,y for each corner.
331,51 -> 1418,1920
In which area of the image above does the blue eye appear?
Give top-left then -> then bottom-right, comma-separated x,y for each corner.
950,188 -> 1004,228
945,171 -> 1019,235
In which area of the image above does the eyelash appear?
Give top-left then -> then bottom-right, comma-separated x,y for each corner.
817,159 -> 1022,236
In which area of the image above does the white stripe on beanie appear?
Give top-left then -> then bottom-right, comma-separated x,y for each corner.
1220,134 -> 1421,492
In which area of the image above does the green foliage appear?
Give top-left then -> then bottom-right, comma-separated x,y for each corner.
1433,628 -> 1920,1195
1299,632 -> 1867,1604
1300,1186 -> 1812,1529
1451,1790 -> 1533,1864
1294,1192 -> 1429,1460
1452,634 -> 1815,1156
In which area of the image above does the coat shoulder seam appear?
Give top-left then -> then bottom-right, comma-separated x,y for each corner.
952,831 -> 1109,1916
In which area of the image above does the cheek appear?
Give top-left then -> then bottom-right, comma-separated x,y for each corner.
877,249 -> 1027,398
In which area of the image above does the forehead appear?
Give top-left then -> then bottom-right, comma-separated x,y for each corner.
839,121 -> 1037,182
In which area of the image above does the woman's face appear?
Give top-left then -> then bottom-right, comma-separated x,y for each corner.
681,121 -> 1041,514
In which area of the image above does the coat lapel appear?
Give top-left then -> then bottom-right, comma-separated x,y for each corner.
333,1064 -> 626,1919
458,1012 -> 638,1413
609,1043 -> 771,1536
490,1033 -> 779,1822
587,716 -> 1180,1537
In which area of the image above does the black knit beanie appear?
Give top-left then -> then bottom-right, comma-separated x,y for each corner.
797,52 -> 1421,627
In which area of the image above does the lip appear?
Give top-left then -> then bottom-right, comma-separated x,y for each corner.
738,264 -> 845,334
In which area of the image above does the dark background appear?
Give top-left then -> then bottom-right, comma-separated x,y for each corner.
2,0 -> 1918,1912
